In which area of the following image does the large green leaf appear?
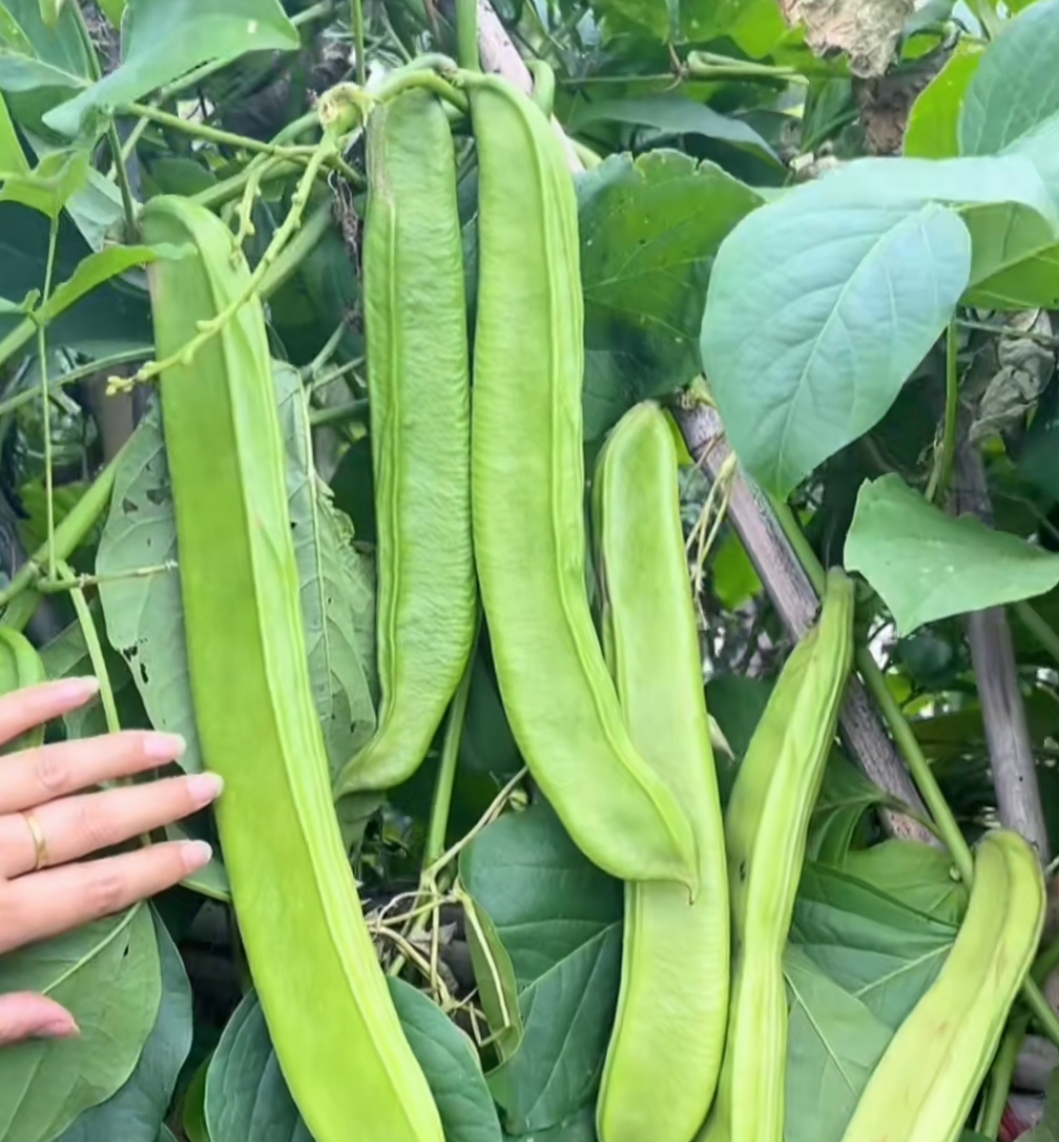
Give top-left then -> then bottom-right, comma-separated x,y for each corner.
0,904 -> 162,1142
568,93 -> 779,162
205,985 -> 502,1142
841,841 -> 968,925
807,753 -> 905,864
388,978 -> 504,1142
703,192 -> 969,495
792,862 -> 956,1028
0,145 -> 86,217
904,40 -> 983,159
204,991 -> 310,1142
0,0 -> 90,98
843,473 -> 1059,633
575,150 -> 761,440
703,149 -> 1059,493
784,946 -> 893,1142
503,1105 -> 597,1142
459,803 -> 623,1134
55,911 -> 193,1142
0,201 -> 152,353
44,0 -> 300,137
959,0 -> 1059,158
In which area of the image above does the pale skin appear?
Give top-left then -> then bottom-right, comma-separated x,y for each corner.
0,676 -> 223,1045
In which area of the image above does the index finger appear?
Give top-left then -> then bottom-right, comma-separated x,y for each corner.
0,840 -> 212,955
0,678 -> 100,746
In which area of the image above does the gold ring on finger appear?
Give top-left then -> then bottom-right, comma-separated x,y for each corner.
20,810 -> 48,872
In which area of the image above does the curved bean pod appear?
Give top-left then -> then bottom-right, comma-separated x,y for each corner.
592,402 -> 729,1142
336,88 -> 476,796
465,71 -> 698,890
143,195 -> 443,1142
840,828 -> 1044,1142
699,568 -> 854,1142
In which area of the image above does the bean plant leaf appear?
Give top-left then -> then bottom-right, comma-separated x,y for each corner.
903,40 -> 983,159
97,364 -> 376,782
568,94 -> 779,161
502,1104 -> 597,1142
843,473 -> 1059,634
37,243 -> 172,325
792,862 -> 956,1028
0,904 -> 162,1142
459,803 -> 623,1134
959,0 -> 1059,159
0,146 -> 87,217
575,149 -> 762,440
43,0 -> 300,137
784,945 -> 894,1142
0,89 -> 28,171
206,985 -> 502,1142
840,841 -> 967,925
703,188 -> 971,496
807,753 -> 906,864
0,0 -> 91,98
204,990 -> 310,1142
55,911 -> 193,1142
388,978 -> 504,1142
274,360 -> 376,773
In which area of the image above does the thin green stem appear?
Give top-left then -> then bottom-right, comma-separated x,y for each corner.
106,122 -> 138,237
125,144 -> 334,388
769,486 -> 1059,1047
1014,600 -> 1059,668
351,0 -> 367,85
302,321 -> 349,380
0,348 -> 151,421
956,315 -> 1059,350
456,0 -> 480,71
979,1011 -> 1029,1138
380,69 -> 469,114
0,443 -> 126,613
425,629 -> 478,864
926,321 -> 958,504
308,398 -> 368,428
123,102 -> 308,159
39,216 -> 59,581
190,157 -> 304,210
258,198 -> 335,302
36,560 -> 177,594
61,560 -> 120,734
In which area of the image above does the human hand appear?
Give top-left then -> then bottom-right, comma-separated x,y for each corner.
0,677 -> 223,1046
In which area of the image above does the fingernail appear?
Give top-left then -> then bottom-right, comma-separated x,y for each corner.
55,677 -> 99,704
144,732 -> 186,761
187,772 -> 224,807
39,1015 -> 79,1039
181,840 -> 212,872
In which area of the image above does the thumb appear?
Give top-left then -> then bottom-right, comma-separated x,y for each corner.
0,993 -> 79,1045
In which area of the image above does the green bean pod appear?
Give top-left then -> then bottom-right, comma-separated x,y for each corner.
592,402 -> 729,1142
699,569 -> 854,1142
143,195 -> 443,1142
840,828 -> 1044,1142
335,88 -> 476,796
465,71 -> 698,891
0,628 -> 46,753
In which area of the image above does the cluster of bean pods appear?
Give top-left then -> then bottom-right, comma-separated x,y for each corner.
147,58 -> 1049,1142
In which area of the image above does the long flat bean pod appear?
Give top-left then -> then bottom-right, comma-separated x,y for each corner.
143,196 -> 443,1142
464,71 -> 697,890
335,88 -> 476,797
699,569 -> 854,1142
840,828 -> 1044,1142
592,402 -> 729,1142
